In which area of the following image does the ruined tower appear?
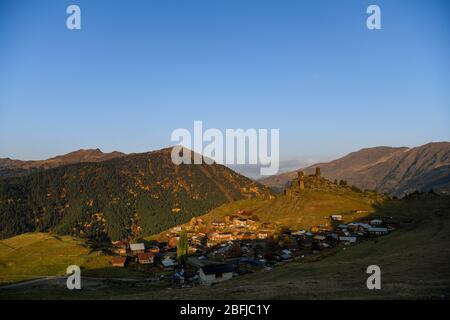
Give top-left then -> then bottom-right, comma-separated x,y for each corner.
297,171 -> 305,190
315,167 -> 321,178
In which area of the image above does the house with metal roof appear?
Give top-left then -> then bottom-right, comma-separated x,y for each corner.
199,263 -> 234,285
130,243 -> 145,254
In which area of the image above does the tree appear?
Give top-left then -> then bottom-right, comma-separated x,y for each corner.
176,231 -> 189,264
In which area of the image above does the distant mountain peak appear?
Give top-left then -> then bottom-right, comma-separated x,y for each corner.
0,146 -> 271,240
0,148 -> 126,178
260,142 -> 450,196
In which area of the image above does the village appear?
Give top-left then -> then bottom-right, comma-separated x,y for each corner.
109,207 -> 394,287
108,169 -> 396,287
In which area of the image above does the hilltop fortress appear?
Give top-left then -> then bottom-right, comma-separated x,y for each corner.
283,167 -> 345,196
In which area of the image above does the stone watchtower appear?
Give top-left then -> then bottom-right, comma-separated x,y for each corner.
297,171 -> 305,190
315,167 -> 321,177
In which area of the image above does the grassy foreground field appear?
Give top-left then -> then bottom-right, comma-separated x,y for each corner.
1,194 -> 449,299
0,233 -> 112,284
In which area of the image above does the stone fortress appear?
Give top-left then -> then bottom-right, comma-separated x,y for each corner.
284,167 -> 343,196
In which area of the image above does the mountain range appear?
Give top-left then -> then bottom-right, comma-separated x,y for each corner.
0,148 -> 269,240
0,149 -> 125,178
1,141 -> 448,241
260,142 -> 450,196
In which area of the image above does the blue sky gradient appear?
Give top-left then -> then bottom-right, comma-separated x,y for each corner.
0,0 -> 449,161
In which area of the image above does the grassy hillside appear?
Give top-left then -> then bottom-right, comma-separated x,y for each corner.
1,194 -> 449,299
170,193 -> 449,299
197,177 -> 381,230
0,233 -> 111,284
1,194 -> 448,299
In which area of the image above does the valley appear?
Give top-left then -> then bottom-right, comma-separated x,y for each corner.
1,192 -> 449,299
0,145 -> 449,300
1,172 -> 449,299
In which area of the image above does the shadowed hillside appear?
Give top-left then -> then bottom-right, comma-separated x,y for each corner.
0,148 -> 270,241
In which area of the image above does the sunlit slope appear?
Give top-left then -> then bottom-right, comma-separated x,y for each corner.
0,233 -> 110,284
199,189 -> 378,229
145,194 -> 450,299
67,194 -> 448,299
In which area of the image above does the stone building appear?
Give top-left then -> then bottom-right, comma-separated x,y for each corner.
297,171 -> 305,190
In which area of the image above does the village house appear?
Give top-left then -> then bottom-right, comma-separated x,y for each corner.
208,232 -> 234,245
112,240 -> 127,255
232,218 -> 248,227
330,215 -> 342,221
199,263 -> 234,285
280,249 -> 293,260
111,256 -> 127,267
236,232 -> 256,241
347,222 -> 371,233
257,230 -> 272,239
137,252 -> 154,264
130,243 -> 145,254
370,219 -> 384,226
161,258 -> 178,269
339,236 -> 357,244
211,220 -> 226,227
313,235 -> 326,241
291,230 -> 306,236
367,227 -> 388,235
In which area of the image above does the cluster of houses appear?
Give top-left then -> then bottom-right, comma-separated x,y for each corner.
110,240 -> 178,269
109,212 -> 394,286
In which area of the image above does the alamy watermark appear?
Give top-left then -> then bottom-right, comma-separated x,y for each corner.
170,121 -> 280,176
65,4 -> 380,31
366,265 -> 381,290
66,265 -> 81,290
66,5 -> 81,30
367,5 -> 381,30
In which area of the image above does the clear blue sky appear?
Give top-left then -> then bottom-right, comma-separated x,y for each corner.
0,0 -> 449,161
